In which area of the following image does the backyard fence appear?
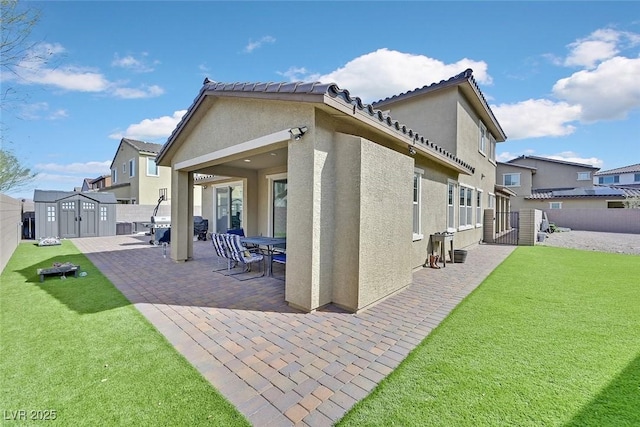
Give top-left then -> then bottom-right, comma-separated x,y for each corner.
545,208 -> 640,234
0,194 -> 23,273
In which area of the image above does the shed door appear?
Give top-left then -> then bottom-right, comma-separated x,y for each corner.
60,201 -> 78,238
80,200 -> 98,237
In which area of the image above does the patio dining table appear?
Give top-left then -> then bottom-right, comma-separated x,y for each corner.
241,236 -> 286,276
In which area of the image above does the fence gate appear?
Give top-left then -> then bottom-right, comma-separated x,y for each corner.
494,211 -> 519,245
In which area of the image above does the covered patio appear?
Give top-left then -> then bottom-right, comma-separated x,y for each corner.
73,234 -> 515,426
156,81 -> 475,313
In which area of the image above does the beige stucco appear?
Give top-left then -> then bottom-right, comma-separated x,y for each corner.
109,142 -> 173,205
159,78 -> 503,312
373,86 -> 500,250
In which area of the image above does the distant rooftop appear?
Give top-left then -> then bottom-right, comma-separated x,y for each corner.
595,163 -> 640,176
508,155 -> 599,170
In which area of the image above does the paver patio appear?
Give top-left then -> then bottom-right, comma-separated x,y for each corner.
72,235 -> 515,426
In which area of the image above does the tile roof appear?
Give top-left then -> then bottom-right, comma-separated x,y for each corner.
158,77 -> 478,174
595,163 -> 640,176
526,185 -> 640,200
123,138 -> 163,154
508,155 -> 599,170
372,69 -> 506,142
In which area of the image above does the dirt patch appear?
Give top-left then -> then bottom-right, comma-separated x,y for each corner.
540,230 -> 640,255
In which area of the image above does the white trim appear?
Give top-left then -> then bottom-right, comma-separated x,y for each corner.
175,129 -> 291,171
446,179 -> 457,233
146,157 -> 159,176
549,201 -> 562,210
478,121 -> 487,156
476,188 -> 483,227
413,169 -> 423,240
267,173 -> 288,237
577,171 -> 591,181
503,172 -> 521,187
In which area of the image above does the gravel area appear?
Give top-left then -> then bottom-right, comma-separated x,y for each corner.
540,230 -> 640,255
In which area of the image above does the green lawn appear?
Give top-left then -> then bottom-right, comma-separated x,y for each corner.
338,246 -> 640,427
0,241 -> 249,426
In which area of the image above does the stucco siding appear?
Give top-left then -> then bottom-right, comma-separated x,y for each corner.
509,158 -> 596,190
170,98 -> 314,167
375,88 -> 458,155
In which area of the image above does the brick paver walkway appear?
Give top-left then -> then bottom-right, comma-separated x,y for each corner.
73,235 -> 515,426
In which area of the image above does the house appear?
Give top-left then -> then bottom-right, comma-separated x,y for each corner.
33,190 -> 117,239
156,70 -> 506,313
496,155 -> 608,210
496,156 -> 640,233
594,163 -> 640,188
81,175 -> 112,192
106,138 -> 172,204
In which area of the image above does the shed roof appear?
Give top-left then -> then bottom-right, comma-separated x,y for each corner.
33,190 -> 117,204
156,75 -> 484,175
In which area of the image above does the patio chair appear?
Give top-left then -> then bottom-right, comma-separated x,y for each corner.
221,233 -> 265,280
211,233 -> 230,272
271,252 -> 286,280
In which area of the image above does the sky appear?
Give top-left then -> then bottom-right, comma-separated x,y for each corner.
2,1 -> 639,200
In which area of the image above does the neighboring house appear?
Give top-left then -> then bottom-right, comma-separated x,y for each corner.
496,155 -> 609,210
81,175 -> 112,192
156,70 -> 506,313
106,138 -> 172,205
594,163 -> 640,188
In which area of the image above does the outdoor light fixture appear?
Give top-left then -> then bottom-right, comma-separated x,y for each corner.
408,144 -> 417,156
289,126 -> 308,140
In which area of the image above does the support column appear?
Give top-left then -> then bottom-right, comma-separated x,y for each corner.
170,169 -> 193,262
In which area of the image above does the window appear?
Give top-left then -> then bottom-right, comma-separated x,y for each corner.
488,134 -> 496,163
413,168 -> 424,240
503,173 -> 520,187
635,173 -> 640,182
607,201 -> 625,208
459,186 -> 474,229
47,206 -> 56,222
549,202 -> 562,209
267,173 -> 287,238
129,159 -> 135,177
476,190 -> 483,227
577,172 -> 591,181
447,181 -> 456,232
111,169 -> 117,184
478,122 -> 487,155
488,193 -> 495,209
147,158 -> 159,176
122,163 -> 126,173
598,175 -> 619,184
100,206 -> 107,221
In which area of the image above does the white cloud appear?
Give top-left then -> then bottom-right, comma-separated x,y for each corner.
497,151 -> 603,168
284,48 -> 491,103
546,151 -> 603,168
492,99 -> 582,140
34,160 -> 112,175
112,85 -> 165,99
564,28 -> 640,69
244,36 -> 276,53
553,56 -> 640,122
17,102 -> 69,120
4,42 -> 164,99
111,53 -> 158,73
109,110 -> 187,141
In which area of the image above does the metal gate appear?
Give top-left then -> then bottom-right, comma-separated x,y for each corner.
494,211 -> 519,245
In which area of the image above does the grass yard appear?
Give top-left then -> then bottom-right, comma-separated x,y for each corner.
338,246 -> 640,427
0,241 -> 249,426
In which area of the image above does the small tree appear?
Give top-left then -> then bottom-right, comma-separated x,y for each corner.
623,195 -> 640,209
0,148 -> 36,193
